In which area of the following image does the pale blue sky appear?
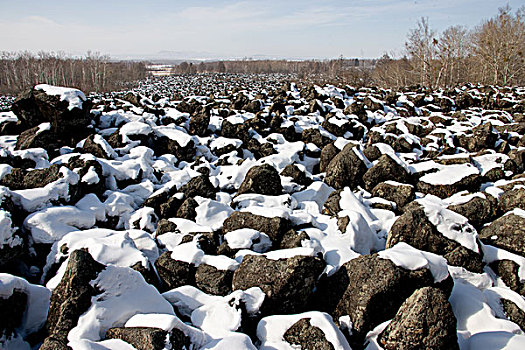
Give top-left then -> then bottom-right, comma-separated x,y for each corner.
0,0 -> 522,59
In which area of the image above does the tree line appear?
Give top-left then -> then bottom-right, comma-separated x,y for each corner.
171,58 -> 373,75
170,6 -> 524,88
0,51 -> 148,95
374,5 -> 525,88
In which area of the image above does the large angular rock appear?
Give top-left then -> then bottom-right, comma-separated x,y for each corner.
0,164 -> 62,190
154,252 -> 196,290
283,318 -> 335,350
319,143 -> 339,173
222,211 -> 292,243
152,136 -> 196,162
324,143 -> 367,190
416,172 -> 481,199
489,260 -> 525,296
363,154 -> 411,191
319,254 -> 436,348
188,114 -> 210,137
175,197 -> 198,221
195,263 -> 234,296
12,86 -> 92,133
386,202 -> 484,272
105,327 -> 169,350
181,175 -> 216,199
457,122 -> 498,152
232,254 -> 324,315
479,214 -> 525,257
499,188 -> 525,213
280,164 -> 312,187
502,299 -> 525,332
15,125 -> 59,151
379,287 -> 459,350
45,249 -> 105,343
447,195 -> 498,229
371,182 -> 415,210
236,164 -> 283,196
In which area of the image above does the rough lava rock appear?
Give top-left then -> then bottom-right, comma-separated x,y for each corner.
236,163 -> 283,196
318,254 -> 437,348
480,213 -> 525,257
386,202 -> 484,272
378,287 -> 459,350
324,143 -> 368,190
232,254 -> 325,315
44,249 -> 105,344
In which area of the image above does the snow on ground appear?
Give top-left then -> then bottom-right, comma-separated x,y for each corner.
1,77 -> 524,349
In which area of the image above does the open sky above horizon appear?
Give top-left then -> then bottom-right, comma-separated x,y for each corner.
0,0 -> 523,60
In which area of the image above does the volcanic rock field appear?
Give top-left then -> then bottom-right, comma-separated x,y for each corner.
0,73 -> 525,349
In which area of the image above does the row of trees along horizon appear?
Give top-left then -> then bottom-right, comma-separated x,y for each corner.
0,5 -> 523,95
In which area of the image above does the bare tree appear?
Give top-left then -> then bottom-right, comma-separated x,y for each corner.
472,5 -> 525,85
405,17 -> 438,87
435,26 -> 470,86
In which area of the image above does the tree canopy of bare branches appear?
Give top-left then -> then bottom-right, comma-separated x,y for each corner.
0,51 -> 147,95
375,5 -> 525,88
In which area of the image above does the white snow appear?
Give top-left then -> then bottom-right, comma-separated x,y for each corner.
378,242 -> 450,282
419,163 -> 479,185
10,167 -> 79,212
418,196 -> 479,253
45,229 -> 156,288
35,84 -> 86,110
257,311 -> 351,350
224,228 -> 272,252
0,273 -> 51,337
68,265 -> 174,343
0,210 -> 22,248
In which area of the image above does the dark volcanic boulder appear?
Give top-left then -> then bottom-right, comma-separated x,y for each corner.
152,136 -> 196,162
232,254 -> 324,315
319,143 -> 339,173
386,202 -> 484,272
222,211 -> 292,243
0,164 -> 62,190
195,263 -> 234,296
106,327 -> 168,350
371,182 -> 415,210
499,188 -> 525,213
457,122 -> 498,152
12,86 -> 92,133
489,260 -> 525,296
181,175 -> 216,199
416,167 -> 481,199
176,198 -> 198,221
236,164 -> 283,196
81,134 -> 112,159
379,287 -> 459,350
188,114 -> 210,137
159,196 -> 184,219
447,195 -> 498,229
15,125 -> 59,151
154,252 -> 196,290
324,143 -> 368,190
502,299 -> 525,332
302,128 -> 328,148
45,249 -> 105,343
363,154 -> 411,191
283,318 -> 335,350
280,164 -> 312,187
480,214 -> 525,257
319,254 -> 435,347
